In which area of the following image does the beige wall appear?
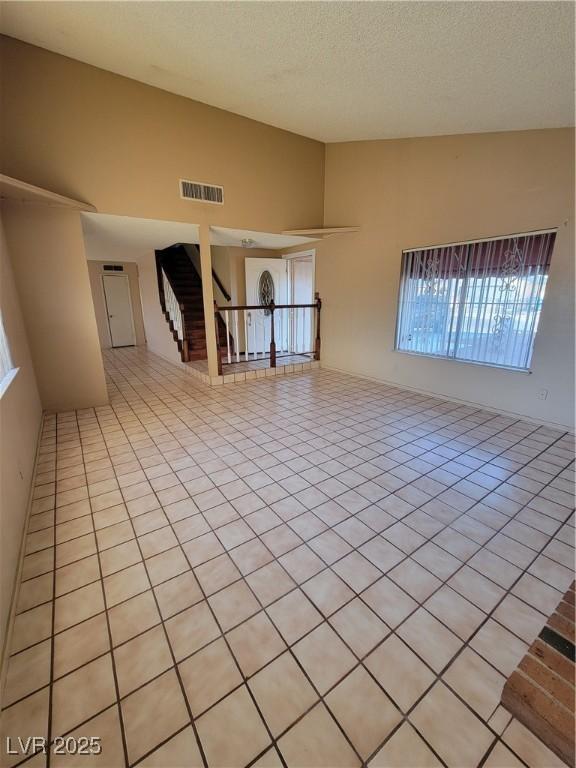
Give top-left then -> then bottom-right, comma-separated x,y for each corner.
0,37 -> 325,233
215,247 -> 281,306
1,202 -> 109,411
87,261 -> 146,349
0,212 -> 42,669
321,128 -> 575,429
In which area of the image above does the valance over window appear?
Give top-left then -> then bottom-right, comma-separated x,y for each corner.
396,230 -> 556,370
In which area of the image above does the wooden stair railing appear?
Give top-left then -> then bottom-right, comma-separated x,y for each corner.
156,256 -> 190,362
212,268 -> 232,303
214,293 -> 322,375
180,244 -> 235,354
155,245 -> 232,363
184,244 -> 231,303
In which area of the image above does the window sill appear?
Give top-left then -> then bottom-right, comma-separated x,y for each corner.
393,349 -> 532,374
0,367 -> 20,399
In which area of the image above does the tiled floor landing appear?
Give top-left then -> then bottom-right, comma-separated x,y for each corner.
1,346 -> 574,768
188,353 -> 319,385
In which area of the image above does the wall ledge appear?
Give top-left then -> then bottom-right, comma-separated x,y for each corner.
0,174 -> 96,212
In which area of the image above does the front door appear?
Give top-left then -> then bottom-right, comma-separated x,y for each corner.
245,258 -> 288,355
102,274 -> 135,347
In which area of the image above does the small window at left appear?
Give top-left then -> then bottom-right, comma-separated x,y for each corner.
0,312 -> 14,385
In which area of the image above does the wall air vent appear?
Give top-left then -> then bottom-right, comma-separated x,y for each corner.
103,265 -> 124,271
180,179 -> 224,205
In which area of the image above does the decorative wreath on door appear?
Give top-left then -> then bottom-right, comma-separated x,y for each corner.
258,270 -> 275,315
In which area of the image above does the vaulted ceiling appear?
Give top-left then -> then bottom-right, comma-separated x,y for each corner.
2,1 -> 574,142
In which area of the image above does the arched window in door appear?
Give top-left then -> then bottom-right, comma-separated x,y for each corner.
258,270 -> 275,315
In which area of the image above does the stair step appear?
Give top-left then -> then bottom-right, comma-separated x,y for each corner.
158,247 -> 230,363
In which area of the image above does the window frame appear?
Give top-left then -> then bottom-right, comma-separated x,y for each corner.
0,311 -> 17,398
393,229 -> 557,373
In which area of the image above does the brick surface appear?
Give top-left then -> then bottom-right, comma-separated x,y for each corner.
502,672 -> 574,764
502,581 -> 575,767
530,637 -> 574,685
549,612 -> 575,644
518,654 -> 574,711
557,599 -> 575,622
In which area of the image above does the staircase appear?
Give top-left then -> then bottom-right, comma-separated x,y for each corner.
155,244 -> 230,362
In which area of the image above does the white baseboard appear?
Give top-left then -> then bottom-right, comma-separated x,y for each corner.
0,413 -> 45,712
319,362 -> 573,434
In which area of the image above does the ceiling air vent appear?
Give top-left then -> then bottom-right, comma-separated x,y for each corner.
180,179 -> 224,205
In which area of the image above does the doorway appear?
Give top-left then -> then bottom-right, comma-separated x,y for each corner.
102,273 -> 136,347
243,252 -> 315,358
244,257 -> 289,354
284,250 -> 315,353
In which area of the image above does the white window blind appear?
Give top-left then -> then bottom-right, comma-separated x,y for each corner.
0,313 -> 13,382
395,231 -> 556,370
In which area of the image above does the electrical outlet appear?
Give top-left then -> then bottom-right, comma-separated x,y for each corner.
537,388 -> 549,401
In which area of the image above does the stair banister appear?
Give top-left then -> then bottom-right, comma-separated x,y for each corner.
269,301 -> 276,367
161,266 -> 186,354
180,303 -> 189,363
314,292 -> 322,361
214,296 -> 322,368
214,302 -> 223,376
185,244 -> 232,302
211,268 -> 232,303
155,253 -> 166,311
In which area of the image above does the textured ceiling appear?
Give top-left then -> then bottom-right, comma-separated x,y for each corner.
2,1 -> 574,142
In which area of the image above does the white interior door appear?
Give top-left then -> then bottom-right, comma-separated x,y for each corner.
102,274 -> 135,348
292,257 -> 313,352
286,253 -> 315,353
245,258 -> 288,355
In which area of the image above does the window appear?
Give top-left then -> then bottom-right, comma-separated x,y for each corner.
395,231 -> 556,370
0,312 -> 14,384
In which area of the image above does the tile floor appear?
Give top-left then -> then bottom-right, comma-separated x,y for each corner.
1,347 -> 574,768
191,353 -> 315,376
